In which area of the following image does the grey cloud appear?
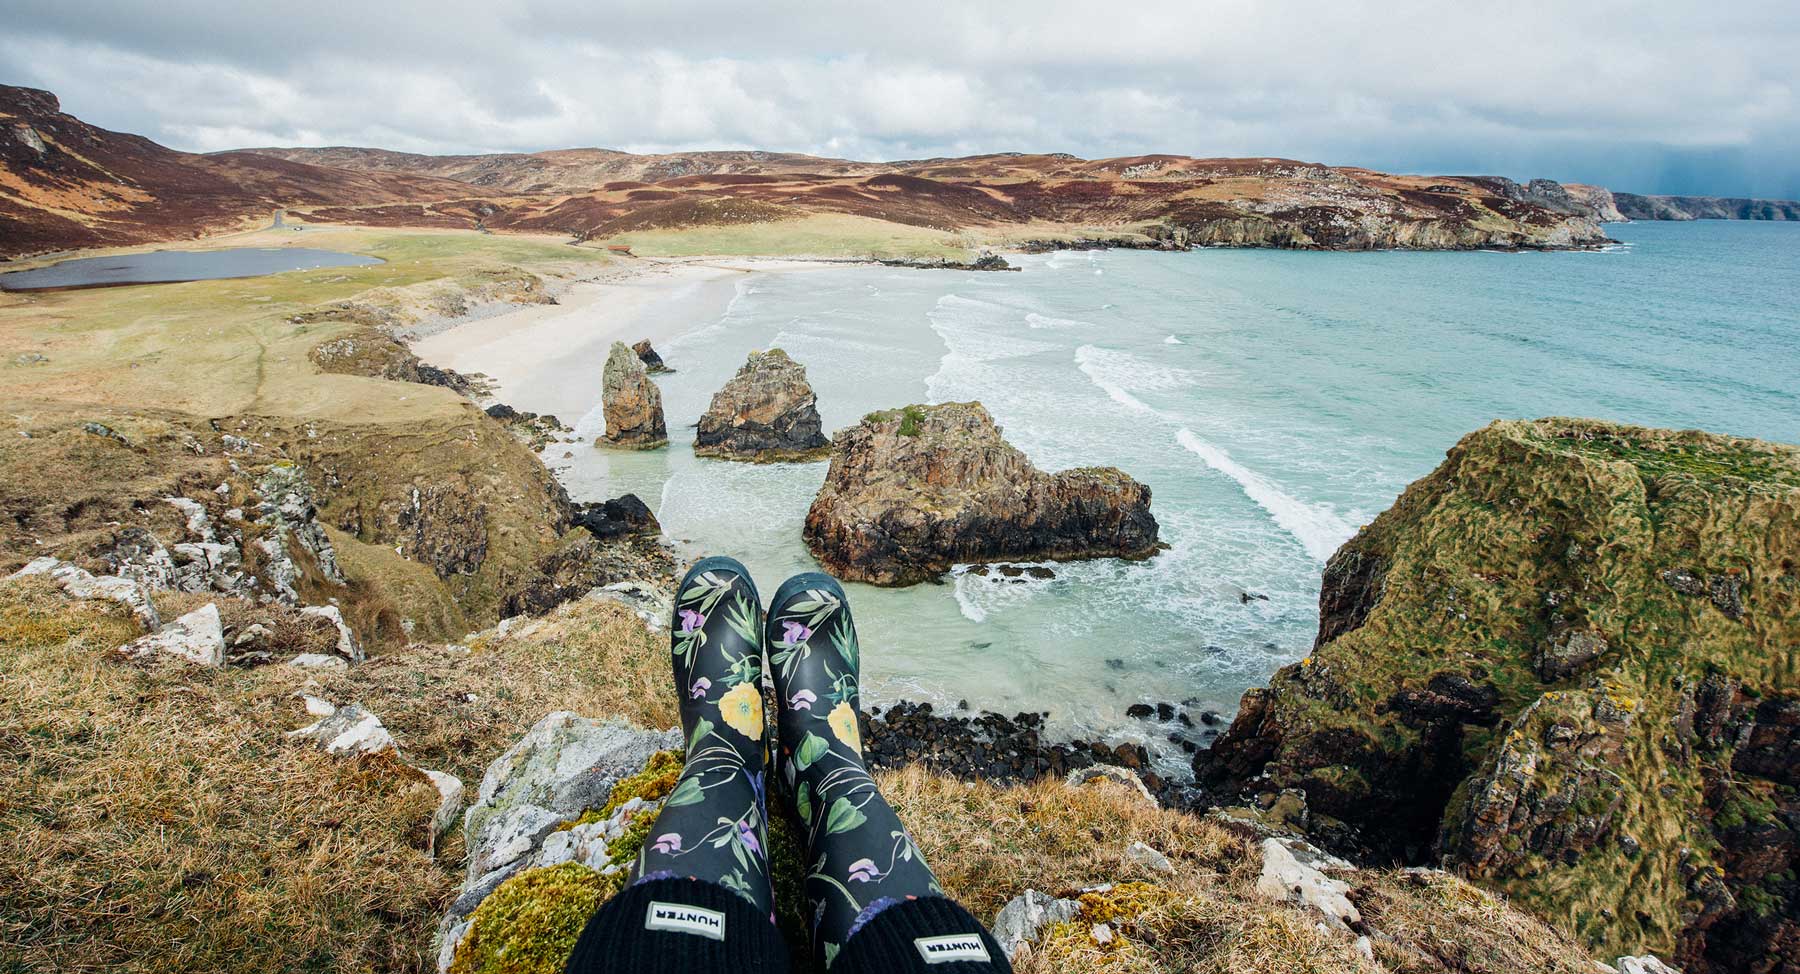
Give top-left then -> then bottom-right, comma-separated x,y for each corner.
1,0 -> 1795,196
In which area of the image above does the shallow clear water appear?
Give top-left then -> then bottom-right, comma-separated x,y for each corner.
0,247 -> 382,290
555,221 -> 1800,757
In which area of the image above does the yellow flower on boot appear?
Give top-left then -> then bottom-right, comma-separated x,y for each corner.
718,682 -> 764,740
827,701 -> 861,752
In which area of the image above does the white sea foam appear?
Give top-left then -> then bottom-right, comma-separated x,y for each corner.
1025,311 -> 1090,329
1164,335 -> 1185,344
1174,429 -> 1356,562
1074,346 -> 1354,562
926,294 -> 1058,402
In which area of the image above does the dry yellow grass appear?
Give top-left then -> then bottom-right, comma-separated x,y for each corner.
1,576 -> 1598,974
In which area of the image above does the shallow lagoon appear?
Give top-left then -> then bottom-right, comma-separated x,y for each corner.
0,246 -> 383,290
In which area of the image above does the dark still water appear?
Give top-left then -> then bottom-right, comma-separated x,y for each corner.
0,247 -> 383,291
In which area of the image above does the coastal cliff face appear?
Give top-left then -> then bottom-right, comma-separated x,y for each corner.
1615,193 -> 1800,221
803,402 -> 1161,585
1198,418 -> 1800,971
694,348 -> 830,461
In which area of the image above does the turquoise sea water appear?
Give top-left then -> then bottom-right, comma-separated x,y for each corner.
555,221 -> 1800,763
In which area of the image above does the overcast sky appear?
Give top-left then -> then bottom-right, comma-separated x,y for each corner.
3,1 -> 1796,198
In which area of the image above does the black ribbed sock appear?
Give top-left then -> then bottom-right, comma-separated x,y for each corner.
832,896 -> 1011,974
564,876 -> 793,974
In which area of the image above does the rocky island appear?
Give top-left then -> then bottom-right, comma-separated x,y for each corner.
694,348 -> 830,461
1197,418 -> 1800,974
803,402 -> 1162,585
597,341 -> 667,449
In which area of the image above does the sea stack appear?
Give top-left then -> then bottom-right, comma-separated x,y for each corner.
694,348 -> 831,461
597,341 -> 667,449
802,401 -> 1161,585
633,339 -> 671,374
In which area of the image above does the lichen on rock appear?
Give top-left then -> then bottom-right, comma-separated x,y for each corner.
1196,417 -> 1800,969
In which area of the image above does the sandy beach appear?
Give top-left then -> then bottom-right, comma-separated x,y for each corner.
412,257 -> 828,425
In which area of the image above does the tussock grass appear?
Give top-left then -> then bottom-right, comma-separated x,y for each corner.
878,767 -> 1594,974
0,578 -> 450,973
1,580 -> 1595,974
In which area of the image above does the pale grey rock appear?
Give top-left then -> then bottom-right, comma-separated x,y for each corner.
256,464 -> 344,599
465,712 -> 679,850
287,703 -> 397,755
586,580 -> 672,631
1126,840 -> 1176,874
300,604 -> 363,661
437,919 -> 470,974
439,714 -> 679,968
1091,923 -> 1114,945
1616,957 -> 1683,974
119,603 -> 224,666
11,556 -> 161,629
422,769 -> 466,848
1255,837 -> 1360,930
991,889 -> 1081,960
287,652 -> 349,671
1065,764 -> 1156,804
165,496 -> 214,540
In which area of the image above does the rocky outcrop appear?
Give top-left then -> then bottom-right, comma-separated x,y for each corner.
803,402 -> 1161,585
632,339 -> 670,374
568,493 -> 660,541
1195,418 -> 1800,971
437,713 -> 679,971
597,342 -> 667,449
118,602 -> 225,666
1614,192 -> 1800,221
1565,184 -> 1627,223
11,556 -> 161,628
694,348 -> 830,461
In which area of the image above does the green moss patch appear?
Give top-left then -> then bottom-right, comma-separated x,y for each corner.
449,863 -> 622,974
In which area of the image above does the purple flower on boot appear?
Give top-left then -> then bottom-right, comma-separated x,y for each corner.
737,821 -> 762,858
780,620 -> 812,646
847,857 -> 881,883
651,833 -> 682,854
678,609 -> 706,634
788,688 -> 817,711
689,676 -> 712,699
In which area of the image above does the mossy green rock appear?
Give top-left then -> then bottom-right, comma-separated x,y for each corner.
448,863 -> 622,974
1200,418 -> 1800,972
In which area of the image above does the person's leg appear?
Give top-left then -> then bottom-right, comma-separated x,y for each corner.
566,557 -> 789,974
767,573 -> 1010,972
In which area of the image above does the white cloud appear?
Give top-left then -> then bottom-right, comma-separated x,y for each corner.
1,0 -> 1795,196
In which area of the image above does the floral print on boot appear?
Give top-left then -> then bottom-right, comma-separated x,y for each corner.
632,556 -> 775,917
767,572 -> 943,967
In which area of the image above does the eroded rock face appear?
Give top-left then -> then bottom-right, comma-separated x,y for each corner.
803,402 -> 1160,585
632,339 -> 669,374
694,348 -> 829,461
1194,418 -> 1800,970
598,342 -> 667,449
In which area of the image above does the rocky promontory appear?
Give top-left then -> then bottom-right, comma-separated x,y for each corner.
803,402 -> 1161,585
597,341 -> 667,449
1196,417 -> 1800,973
694,347 -> 830,461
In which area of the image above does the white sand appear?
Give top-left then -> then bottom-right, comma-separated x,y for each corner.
412,257 -> 827,424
